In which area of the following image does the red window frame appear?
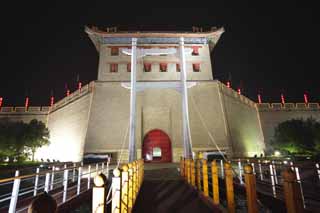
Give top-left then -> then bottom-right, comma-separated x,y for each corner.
127,63 -> 131,72
192,46 -> 200,56
193,63 -> 200,72
110,63 -> 118,72
176,64 -> 180,72
160,63 -> 167,72
144,63 -> 152,72
111,47 -> 119,56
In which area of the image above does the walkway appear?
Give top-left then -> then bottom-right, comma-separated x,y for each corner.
132,163 -> 221,213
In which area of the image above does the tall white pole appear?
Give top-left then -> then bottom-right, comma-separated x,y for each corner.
179,37 -> 192,159
128,38 -> 137,162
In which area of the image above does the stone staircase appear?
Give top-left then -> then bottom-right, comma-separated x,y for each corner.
132,164 -> 221,213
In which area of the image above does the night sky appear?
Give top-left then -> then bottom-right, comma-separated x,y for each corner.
0,2 -> 319,106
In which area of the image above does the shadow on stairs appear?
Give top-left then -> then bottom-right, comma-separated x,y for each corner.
132,167 -> 221,213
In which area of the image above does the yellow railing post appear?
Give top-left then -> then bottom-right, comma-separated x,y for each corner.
180,157 -> 185,177
132,161 -> 137,202
202,159 -> 209,197
92,174 -> 107,213
127,163 -> 133,212
197,159 -> 201,190
225,162 -> 235,213
244,164 -> 258,213
111,168 -> 121,213
185,159 -> 190,183
121,165 -> 129,213
191,159 -> 196,187
211,160 -> 219,205
282,168 -> 304,213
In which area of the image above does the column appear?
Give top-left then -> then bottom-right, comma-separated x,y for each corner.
179,37 -> 193,158
128,38 -> 137,162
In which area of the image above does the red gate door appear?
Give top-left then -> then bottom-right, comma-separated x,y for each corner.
142,129 -> 172,163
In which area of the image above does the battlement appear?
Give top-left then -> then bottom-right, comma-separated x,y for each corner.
0,106 -> 50,114
219,82 -> 256,108
0,82 -> 94,115
49,82 -> 94,112
257,102 -> 320,111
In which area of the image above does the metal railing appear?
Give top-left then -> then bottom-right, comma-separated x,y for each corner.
180,157 -> 320,212
92,159 -> 144,213
0,160 -> 110,213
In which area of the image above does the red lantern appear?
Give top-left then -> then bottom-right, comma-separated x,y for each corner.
0,97 -> 3,108
50,96 -> 54,107
281,94 -> 285,105
226,81 -> 231,88
304,93 -> 308,104
67,89 -> 70,97
78,82 -> 82,92
237,88 -> 241,95
25,97 -> 29,109
258,94 -> 262,104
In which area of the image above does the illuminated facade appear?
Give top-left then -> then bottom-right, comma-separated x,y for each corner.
1,26 -> 318,162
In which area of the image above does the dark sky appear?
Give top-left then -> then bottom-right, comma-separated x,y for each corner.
0,1 -> 319,106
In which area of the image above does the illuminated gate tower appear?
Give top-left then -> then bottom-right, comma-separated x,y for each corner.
83,26 -> 265,163
0,26 -> 266,163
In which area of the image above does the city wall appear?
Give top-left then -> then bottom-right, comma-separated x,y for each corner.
257,103 -> 320,148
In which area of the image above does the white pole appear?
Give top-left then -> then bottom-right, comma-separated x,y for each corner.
62,169 -> 69,203
50,166 -> 55,190
128,37 -> 137,162
33,168 -> 40,196
72,163 -> 76,182
44,173 -> 50,192
220,159 -> 224,178
269,164 -> 276,197
238,159 -> 243,184
272,161 -> 278,184
111,169 -> 121,213
295,167 -> 305,208
258,160 -> 263,180
101,162 -> 105,173
316,163 -> 320,181
107,161 -> 110,179
251,162 -> 256,175
87,165 -> 91,190
77,166 -> 82,195
96,163 -> 99,176
179,37 -> 192,158
8,170 -> 20,213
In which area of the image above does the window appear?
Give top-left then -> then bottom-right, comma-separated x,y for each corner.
153,147 -> 162,157
144,63 -> 152,72
127,63 -> 131,72
176,64 -> 180,72
111,47 -> 119,56
110,64 -> 118,72
193,63 -> 200,72
192,46 -> 200,56
160,63 -> 167,72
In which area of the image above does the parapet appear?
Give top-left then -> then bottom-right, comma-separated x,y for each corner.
49,81 -> 94,112
0,82 -> 94,114
219,82 -> 256,108
0,106 -> 50,114
257,102 -> 320,111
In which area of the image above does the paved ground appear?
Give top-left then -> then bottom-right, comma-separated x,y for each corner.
132,163 -> 221,213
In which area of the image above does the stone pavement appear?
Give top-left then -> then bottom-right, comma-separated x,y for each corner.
132,163 -> 222,213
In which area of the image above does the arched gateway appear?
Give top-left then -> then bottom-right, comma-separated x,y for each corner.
142,129 -> 172,163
